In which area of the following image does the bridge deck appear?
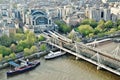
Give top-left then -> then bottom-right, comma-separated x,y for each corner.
47,42 -> 120,76
95,41 -> 120,58
43,31 -> 120,76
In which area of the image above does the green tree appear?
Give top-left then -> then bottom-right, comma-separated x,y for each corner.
18,40 -> 30,49
9,53 -> 16,59
98,19 -> 105,25
116,19 -> 120,26
9,33 -> 16,43
15,45 -> 24,53
16,28 -> 23,33
10,44 -> 16,52
89,19 -> 98,28
78,25 -> 94,36
14,33 -> 26,41
0,54 -> 3,61
26,31 -> 36,46
97,33 -> 105,37
40,44 -> 47,51
4,56 -> 10,61
62,24 -> 71,33
0,46 -> 11,57
24,48 -> 32,56
55,20 -> 71,33
95,23 -> 105,34
55,20 -> 62,26
81,19 -> 97,28
105,20 -> 113,29
0,35 -> 12,47
68,29 -> 78,41
107,28 -> 116,34
31,46 -> 38,53
81,19 -> 90,25
38,35 -> 45,41
89,33 -> 94,38
118,25 -> 120,30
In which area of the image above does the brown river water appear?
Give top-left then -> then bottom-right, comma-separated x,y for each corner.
0,55 -> 120,80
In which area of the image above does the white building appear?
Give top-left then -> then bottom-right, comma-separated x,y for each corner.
110,5 -> 120,21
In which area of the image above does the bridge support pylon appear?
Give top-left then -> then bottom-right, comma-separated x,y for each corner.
76,56 -> 79,60
97,66 -> 101,70
97,53 -> 102,70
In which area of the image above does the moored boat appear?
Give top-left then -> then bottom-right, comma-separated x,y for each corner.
44,51 -> 66,60
7,60 -> 40,76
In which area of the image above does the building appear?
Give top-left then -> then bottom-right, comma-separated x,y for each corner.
102,0 -> 120,3
24,9 -> 53,32
110,4 -> 120,21
85,5 -> 111,21
0,22 -> 16,37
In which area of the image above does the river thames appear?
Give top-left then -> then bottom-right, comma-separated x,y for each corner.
0,55 -> 120,80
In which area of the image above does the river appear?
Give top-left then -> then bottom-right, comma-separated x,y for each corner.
0,55 -> 120,80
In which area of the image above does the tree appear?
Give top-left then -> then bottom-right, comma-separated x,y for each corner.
10,44 -> 16,52
9,53 -> 16,59
118,25 -> 120,30
40,44 -> 47,51
63,24 -> 71,33
89,33 -> 94,38
31,46 -> 38,53
105,20 -> 113,29
55,20 -> 71,33
116,19 -> 120,26
55,20 -> 61,25
24,48 -> 32,56
0,54 -> 3,61
95,23 -> 105,32
89,19 -> 98,28
0,46 -> 11,57
81,19 -> 90,25
26,31 -> 36,46
9,33 -> 16,44
38,35 -> 45,41
15,45 -> 24,53
98,19 -> 105,25
14,33 -> 26,41
78,25 -> 94,36
107,28 -> 116,34
0,35 -> 12,47
81,19 -> 97,28
16,28 -> 23,33
18,40 -> 30,49
68,30 -> 75,39
68,29 -> 78,41
97,33 -> 105,37
4,56 -> 10,61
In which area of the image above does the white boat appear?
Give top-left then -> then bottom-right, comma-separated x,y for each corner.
44,51 -> 66,60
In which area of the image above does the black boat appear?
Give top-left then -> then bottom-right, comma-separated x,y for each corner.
7,60 -> 40,76
44,51 -> 66,60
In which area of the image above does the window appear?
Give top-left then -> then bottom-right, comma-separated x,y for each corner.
101,11 -> 104,18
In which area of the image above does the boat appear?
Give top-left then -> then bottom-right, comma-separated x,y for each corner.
44,51 -> 66,60
7,60 -> 40,76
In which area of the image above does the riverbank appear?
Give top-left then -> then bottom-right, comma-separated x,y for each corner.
0,48 -> 58,69
0,55 -> 120,80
